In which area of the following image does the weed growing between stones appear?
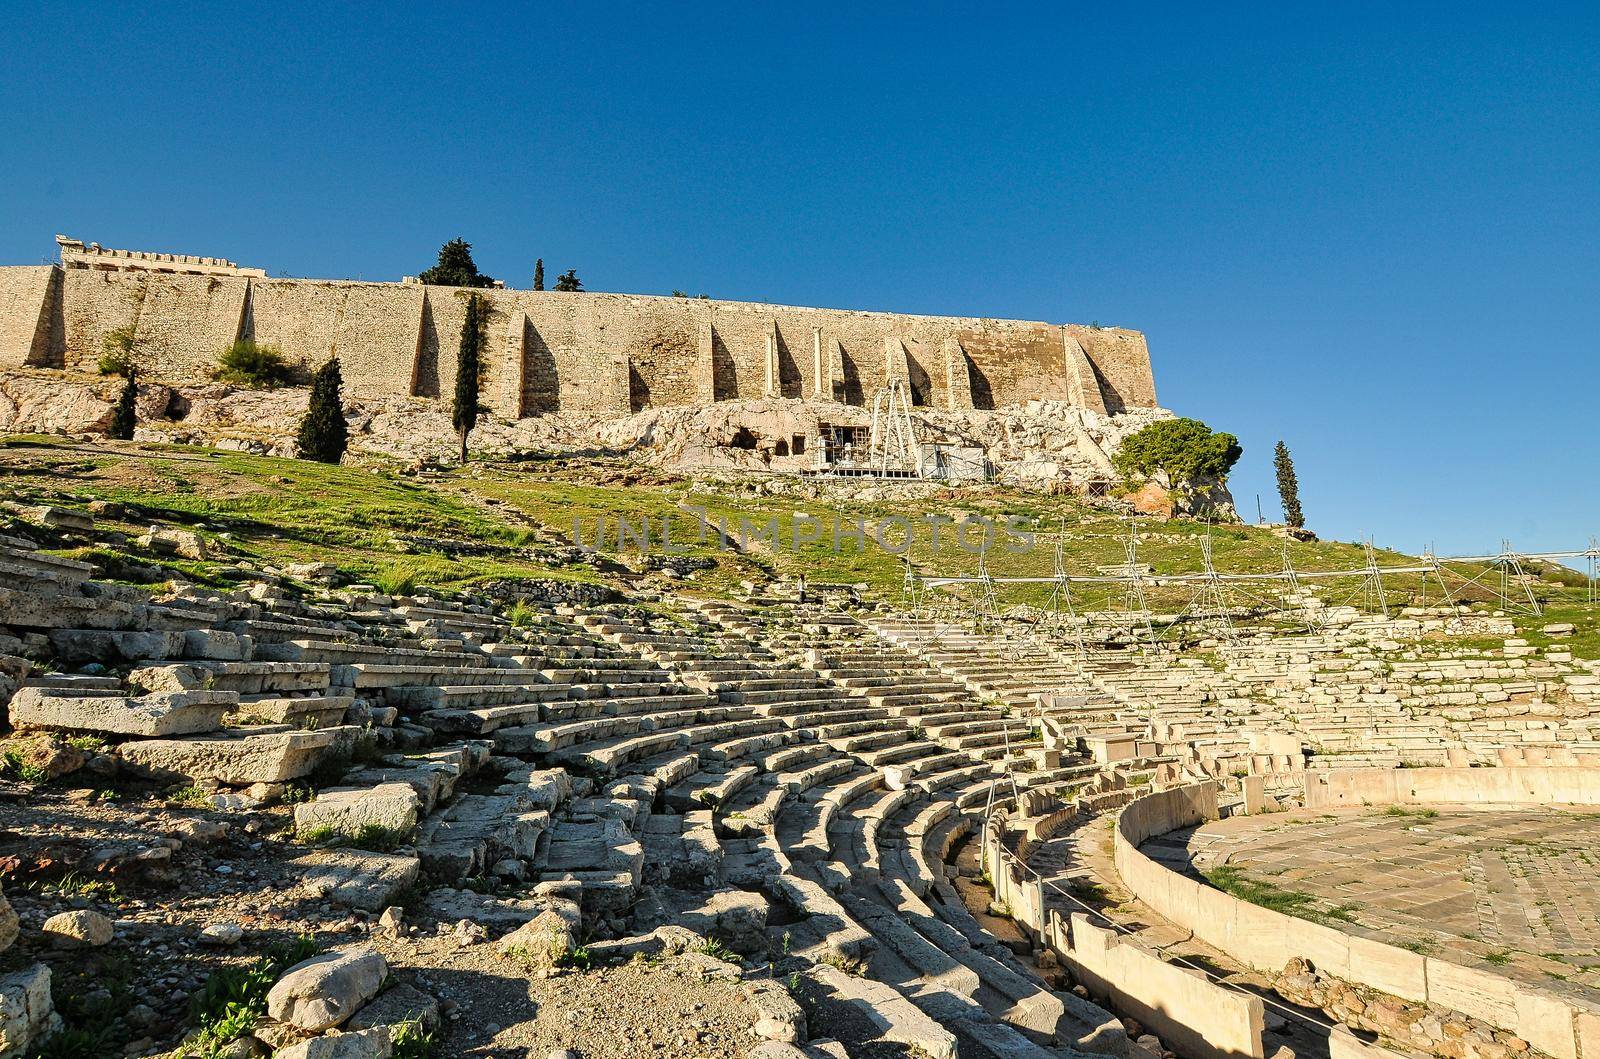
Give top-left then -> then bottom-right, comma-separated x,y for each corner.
390,1018 -> 434,1058
175,935 -> 322,1057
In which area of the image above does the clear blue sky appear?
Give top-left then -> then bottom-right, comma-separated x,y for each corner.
3,3 -> 1595,557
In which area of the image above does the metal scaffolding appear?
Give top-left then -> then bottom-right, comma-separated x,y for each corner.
910,530 -> 1600,642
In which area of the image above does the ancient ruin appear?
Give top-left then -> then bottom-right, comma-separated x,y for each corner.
1,237 -> 1598,1059
0,236 -> 1155,417
0,450 -> 1597,1059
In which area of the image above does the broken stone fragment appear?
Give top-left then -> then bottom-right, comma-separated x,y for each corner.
681,888 -> 768,955
742,978 -> 807,1043
293,784 -> 419,842
8,686 -> 235,737
0,964 -> 62,1059
270,1026 -> 393,1059
137,526 -> 209,560
266,945 -> 388,1032
41,909 -> 115,949
495,899 -> 581,966
0,887 -> 16,954
0,735 -> 87,781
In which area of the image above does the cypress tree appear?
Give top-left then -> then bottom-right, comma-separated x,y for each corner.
453,294 -> 483,464
532,258 -> 545,291
419,238 -> 495,288
296,357 -> 349,463
109,370 -> 138,440
1274,440 -> 1305,529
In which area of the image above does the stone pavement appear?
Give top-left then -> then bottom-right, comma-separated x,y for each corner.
1176,806 -> 1600,990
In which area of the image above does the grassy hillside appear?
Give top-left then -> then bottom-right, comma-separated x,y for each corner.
1,435 -> 1592,644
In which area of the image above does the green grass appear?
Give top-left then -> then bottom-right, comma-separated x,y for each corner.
0,747 -> 49,783
296,823 -> 411,852
176,935 -> 322,1058
4,434 -> 1597,624
1382,806 -> 1440,820
1203,864 -> 1339,922
391,1019 -> 435,1059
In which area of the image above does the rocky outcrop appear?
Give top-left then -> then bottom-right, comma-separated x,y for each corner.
0,368 -> 1169,491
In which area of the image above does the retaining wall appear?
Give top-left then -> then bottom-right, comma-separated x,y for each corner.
0,265 -> 1156,415
981,804 -> 1266,1059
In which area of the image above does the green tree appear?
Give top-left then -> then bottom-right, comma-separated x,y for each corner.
296,357 -> 349,464
532,258 -> 545,291
1112,417 -> 1242,486
553,268 -> 583,292
108,370 -> 138,440
1274,440 -> 1305,528
452,294 -> 484,463
419,238 -> 495,288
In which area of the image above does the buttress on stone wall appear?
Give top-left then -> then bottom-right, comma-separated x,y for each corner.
0,265 -> 1157,417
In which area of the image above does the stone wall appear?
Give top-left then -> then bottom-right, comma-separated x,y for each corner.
0,267 -> 57,368
0,266 -> 1158,416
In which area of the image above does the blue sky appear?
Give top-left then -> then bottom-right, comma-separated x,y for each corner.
3,3 -> 1595,556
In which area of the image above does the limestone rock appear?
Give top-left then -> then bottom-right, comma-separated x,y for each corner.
0,888 -> 16,955
743,979 -> 807,1043
266,945 -> 388,1032
118,727 -> 350,785
41,909 -> 114,949
271,1027 -> 393,1059
8,686 -> 235,737
0,735 -> 86,781
495,900 -> 581,966
297,850 -> 420,912
294,784 -> 419,842
0,964 -> 61,1059
681,889 -> 768,955
138,526 -> 210,561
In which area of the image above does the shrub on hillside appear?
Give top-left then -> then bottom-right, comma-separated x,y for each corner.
98,325 -> 138,377
215,339 -> 298,388
1113,417 -> 1242,486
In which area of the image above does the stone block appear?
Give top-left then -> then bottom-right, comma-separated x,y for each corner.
118,727 -> 350,784
47,628 -> 181,663
267,945 -> 388,1032
0,964 -> 61,1059
272,1026 -> 393,1059
8,686 -> 234,736
298,850 -> 421,912
295,784 -> 420,841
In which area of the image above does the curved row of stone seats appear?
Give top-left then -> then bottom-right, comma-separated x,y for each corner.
782,756 -> 1133,1057
866,615 -> 1120,715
